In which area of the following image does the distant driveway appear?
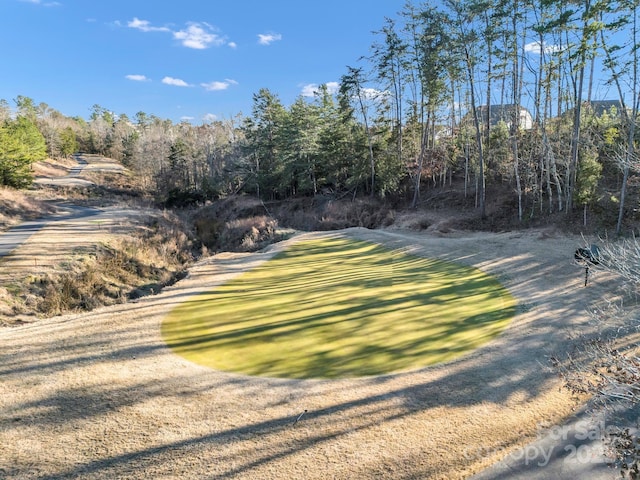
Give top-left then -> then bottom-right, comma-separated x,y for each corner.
34,153 -> 127,188
68,154 -> 88,177
5,152 -> 127,258
0,205 -> 101,258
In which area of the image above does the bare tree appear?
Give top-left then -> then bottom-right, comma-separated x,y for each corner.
598,0 -> 640,236
446,0 -> 487,218
341,66 -> 377,196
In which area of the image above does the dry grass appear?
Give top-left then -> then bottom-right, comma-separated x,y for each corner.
192,197 -> 286,252
194,214 -> 281,252
0,187 -> 58,230
0,228 -> 625,479
191,195 -> 399,253
270,196 -> 396,231
32,157 -> 77,178
0,154 -> 181,323
0,153 -> 628,477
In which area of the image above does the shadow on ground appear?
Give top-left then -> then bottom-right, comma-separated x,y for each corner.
0,229 -> 625,479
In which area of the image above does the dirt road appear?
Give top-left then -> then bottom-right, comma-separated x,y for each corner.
0,205 -> 101,258
33,153 -> 126,188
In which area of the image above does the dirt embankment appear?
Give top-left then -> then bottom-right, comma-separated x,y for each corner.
0,187 -> 58,231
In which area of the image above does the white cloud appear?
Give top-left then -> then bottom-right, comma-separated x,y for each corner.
200,79 -> 238,91
524,41 -> 543,54
126,74 -> 150,82
325,82 -> 340,94
201,82 -> 228,91
162,76 -> 191,87
362,87 -> 384,100
301,82 -> 340,97
228,41 -> 238,49
301,84 -> 319,97
174,23 -> 224,49
203,113 -> 218,122
525,41 -> 562,55
180,116 -> 195,121
20,0 -> 61,6
128,17 -> 171,33
258,33 -> 282,46
125,18 -> 228,50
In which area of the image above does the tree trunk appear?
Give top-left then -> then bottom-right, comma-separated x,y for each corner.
566,66 -> 584,212
511,4 -> 524,222
465,47 -> 486,218
411,110 -> 432,209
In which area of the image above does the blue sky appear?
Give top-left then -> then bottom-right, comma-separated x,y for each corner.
2,0 -> 405,123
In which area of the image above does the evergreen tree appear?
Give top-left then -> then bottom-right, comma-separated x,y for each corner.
574,146 -> 602,226
0,116 -> 47,187
241,88 -> 288,199
283,96 -> 322,196
59,126 -> 78,157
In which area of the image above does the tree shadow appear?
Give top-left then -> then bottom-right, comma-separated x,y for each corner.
0,230 -> 626,479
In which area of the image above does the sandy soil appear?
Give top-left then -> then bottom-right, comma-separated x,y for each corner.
0,226 -> 623,479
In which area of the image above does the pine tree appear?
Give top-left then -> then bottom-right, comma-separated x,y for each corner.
0,116 -> 47,187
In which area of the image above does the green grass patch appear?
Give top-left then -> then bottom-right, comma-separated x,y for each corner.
162,236 -> 517,379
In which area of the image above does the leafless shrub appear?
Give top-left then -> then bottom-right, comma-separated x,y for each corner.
318,199 -> 395,230
220,216 -> 278,252
556,236 -> 640,477
596,236 -> 640,286
612,143 -> 640,173
193,217 -> 223,248
190,197 -> 283,252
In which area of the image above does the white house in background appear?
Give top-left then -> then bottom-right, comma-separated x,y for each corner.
474,104 -> 534,130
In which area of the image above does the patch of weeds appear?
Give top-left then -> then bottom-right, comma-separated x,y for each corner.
129,269 -> 188,299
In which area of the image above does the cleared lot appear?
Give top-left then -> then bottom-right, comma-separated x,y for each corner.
0,228 -> 622,479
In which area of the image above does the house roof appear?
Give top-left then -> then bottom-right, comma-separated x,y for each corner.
476,104 -> 532,126
584,100 -> 623,116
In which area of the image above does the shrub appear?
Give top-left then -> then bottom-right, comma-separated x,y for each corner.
222,216 -> 278,252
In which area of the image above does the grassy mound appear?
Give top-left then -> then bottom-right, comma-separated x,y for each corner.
162,236 -> 517,379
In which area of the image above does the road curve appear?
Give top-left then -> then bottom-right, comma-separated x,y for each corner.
0,205 -> 101,258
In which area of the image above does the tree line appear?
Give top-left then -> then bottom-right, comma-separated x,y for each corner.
2,0 -> 640,233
